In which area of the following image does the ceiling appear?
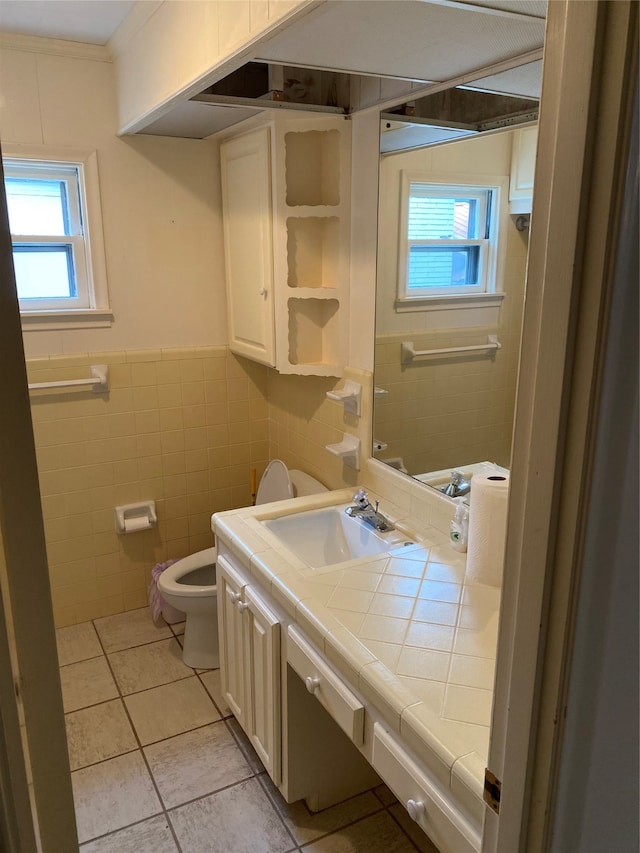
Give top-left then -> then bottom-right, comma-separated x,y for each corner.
0,0 -> 134,45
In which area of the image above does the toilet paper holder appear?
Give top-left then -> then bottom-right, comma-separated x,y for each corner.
115,501 -> 157,534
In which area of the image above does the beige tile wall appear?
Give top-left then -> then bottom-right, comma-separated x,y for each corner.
266,366 -> 371,493
28,347 -> 270,627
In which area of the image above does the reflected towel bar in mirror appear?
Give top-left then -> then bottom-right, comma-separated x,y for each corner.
401,336 -> 501,363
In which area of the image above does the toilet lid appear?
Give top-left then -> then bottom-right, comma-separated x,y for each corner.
256,459 -> 293,505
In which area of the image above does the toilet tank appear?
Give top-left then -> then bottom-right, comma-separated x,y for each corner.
289,469 -> 328,497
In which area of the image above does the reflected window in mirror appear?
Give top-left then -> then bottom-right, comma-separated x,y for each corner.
399,179 -> 500,300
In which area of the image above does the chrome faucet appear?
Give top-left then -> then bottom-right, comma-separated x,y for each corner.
345,489 -> 394,532
442,470 -> 471,498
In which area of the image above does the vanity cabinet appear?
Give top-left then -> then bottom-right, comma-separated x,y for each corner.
215,537 -> 481,851
217,554 -> 281,783
219,114 -> 350,376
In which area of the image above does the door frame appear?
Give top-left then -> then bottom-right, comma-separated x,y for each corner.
484,2 -> 638,850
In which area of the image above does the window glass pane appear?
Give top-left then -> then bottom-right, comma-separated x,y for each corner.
13,246 -> 76,299
408,192 -> 478,240
408,245 -> 480,289
5,177 -> 70,236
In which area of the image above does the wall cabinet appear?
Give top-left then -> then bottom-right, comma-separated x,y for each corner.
509,126 -> 538,214
220,114 -> 350,376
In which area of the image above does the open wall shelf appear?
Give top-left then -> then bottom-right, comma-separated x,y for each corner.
287,217 -> 340,288
287,298 -> 340,367
285,130 -> 340,206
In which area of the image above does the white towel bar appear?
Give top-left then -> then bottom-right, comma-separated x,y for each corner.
401,336 -> 500,363
28,364 -> 109,393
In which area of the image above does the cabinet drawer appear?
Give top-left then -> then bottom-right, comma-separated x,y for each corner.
372,723 -> 481,853
287,625 -> 364,746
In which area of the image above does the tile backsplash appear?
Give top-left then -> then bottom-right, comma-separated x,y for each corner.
27,348 -> 366,627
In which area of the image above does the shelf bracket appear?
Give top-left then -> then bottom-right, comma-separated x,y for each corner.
326,380 -> 362,416
325,433 -> 360,470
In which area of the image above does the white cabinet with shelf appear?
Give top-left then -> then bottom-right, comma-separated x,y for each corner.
509,125 -> 538,214
220,114 -> 350,376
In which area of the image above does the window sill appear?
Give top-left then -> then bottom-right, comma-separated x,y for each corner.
20,309 -> 113,331
394,292 -> 505,313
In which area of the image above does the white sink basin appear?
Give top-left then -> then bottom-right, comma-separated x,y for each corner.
262,504 -> 413,568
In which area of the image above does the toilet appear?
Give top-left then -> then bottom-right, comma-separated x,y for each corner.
157,461 -> 327,669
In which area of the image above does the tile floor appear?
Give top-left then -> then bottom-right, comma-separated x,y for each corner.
56,607 -> 439,853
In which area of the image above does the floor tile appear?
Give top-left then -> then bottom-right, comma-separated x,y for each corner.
72,751 -> 162,844
260,773 -> 383,845
373,784 -> 398,806
60,656 -> 119,713
226,716 -> 265,774
56,622 -> 103,666
199,670 -> 231,717
94,607 -> 172,653
169,777 -> 295,853
144,721 -> 252,809
66,699 -> 138,771
388,804 -> 441,853
301,810 -> 418,852
124,676 -> 220,745
79,815 -> 178,853
108,638 -> 193,694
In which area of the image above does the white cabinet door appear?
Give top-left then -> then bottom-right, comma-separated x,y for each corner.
509,126 -> 538,213
217,553 -> 282,784
220,126 -> 276,366
245,586 -> 281,784
217,556 -> 249,730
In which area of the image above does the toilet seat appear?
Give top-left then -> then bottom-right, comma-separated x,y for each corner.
159,547 -> 217,598
256,459 -> 294,505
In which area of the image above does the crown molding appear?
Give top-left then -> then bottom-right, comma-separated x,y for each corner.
0,32 -> 111,62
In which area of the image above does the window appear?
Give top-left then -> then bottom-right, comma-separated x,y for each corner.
2,147 -> 110,326
398,177 -> 500,300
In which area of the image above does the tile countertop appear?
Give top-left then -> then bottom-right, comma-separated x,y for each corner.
212,487 -> 501,824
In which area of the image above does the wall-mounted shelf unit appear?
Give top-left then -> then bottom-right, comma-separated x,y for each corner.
220,113 -> 350,377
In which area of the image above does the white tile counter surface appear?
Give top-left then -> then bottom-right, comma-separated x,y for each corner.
213,487 -> 501,826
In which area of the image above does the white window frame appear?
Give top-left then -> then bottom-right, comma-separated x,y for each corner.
3,144 -> 111,330
396,171 -> 508,310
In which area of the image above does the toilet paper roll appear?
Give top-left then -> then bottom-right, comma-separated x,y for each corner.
123,516 -> 151,533
465,472 -> 510,586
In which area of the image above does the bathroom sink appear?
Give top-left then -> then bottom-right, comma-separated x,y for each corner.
262,504 -> 412,568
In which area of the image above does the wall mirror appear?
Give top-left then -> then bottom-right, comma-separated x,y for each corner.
372,61 -> 540,494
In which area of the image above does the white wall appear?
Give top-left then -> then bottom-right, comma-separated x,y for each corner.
0,40 -> 226,358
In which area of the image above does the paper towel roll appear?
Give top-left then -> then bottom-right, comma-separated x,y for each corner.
123,516 -> 151,533
465,472 -> 510,586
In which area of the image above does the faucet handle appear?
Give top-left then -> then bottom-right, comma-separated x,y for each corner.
352,488 -> 369,508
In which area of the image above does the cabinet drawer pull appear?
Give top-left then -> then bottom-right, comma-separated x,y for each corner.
305,676 -> 320,694
407,799 -> 425,822
236,600 -> 249,612
227,589 -> 241,604
259,287 -> 267,297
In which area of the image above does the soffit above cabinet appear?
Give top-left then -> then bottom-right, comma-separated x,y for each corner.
253,0 -> 546,83
134,0 -> 546,139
